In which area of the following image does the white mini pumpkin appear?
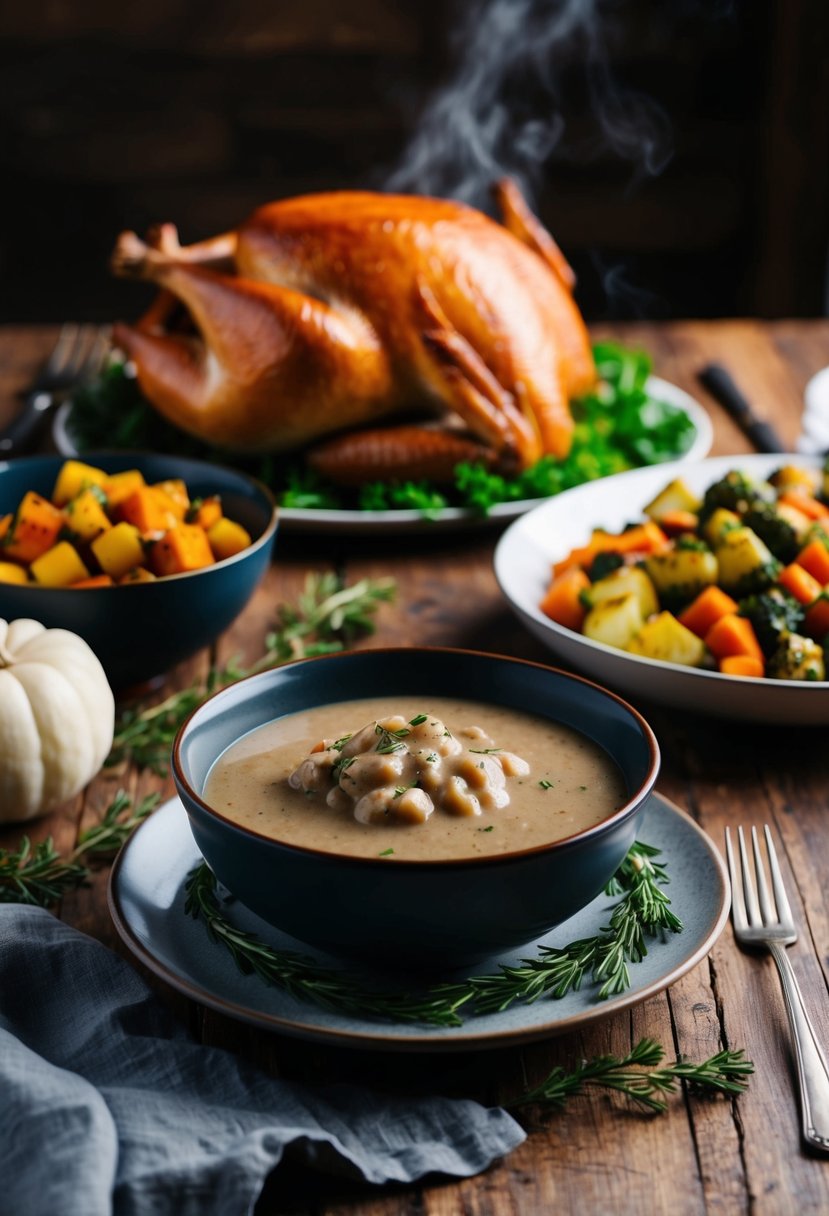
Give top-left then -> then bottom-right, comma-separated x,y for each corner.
0,618 -> 115,822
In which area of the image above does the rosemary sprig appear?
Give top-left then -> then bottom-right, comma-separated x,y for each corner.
183,863 -> 470,1026
107,573 -> 396,773
0,791 -> 160,906
184,839 -> 682,1027
517,1037 -> 754,1112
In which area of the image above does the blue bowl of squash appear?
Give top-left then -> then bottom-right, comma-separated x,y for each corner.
0,452 -> 278,691
173,647 -> 659,969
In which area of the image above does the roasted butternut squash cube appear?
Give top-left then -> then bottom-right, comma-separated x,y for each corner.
31,541 -> 90,587
91,522 -> 145,578
189,495 -> 223,530
64,488 -> 112,542
207,517 -> 252,561
0,560 -> 27,585
3,492 -> 65,563
153,479 -> 189,519
119,486 -> 181,533
102,469 -> 145,509
71,574 -> 115,588
51,460 -> 107,507
119,566 -> 157,584
150,524 -> 215,576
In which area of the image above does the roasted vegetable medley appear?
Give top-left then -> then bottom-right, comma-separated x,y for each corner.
540,462 -> 829,681
0,459 -> 252,587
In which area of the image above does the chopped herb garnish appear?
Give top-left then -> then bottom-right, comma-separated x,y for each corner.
332,755 -> 356,781
469,747 -> 502,754
539,779 -> 555,790
409,714 -> 428,726
479,825 -> 495,832
331,734 -> 353,752
378,848 -> 395,857
425,753 -> 438,763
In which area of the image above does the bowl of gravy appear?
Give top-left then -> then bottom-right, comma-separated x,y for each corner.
173,648 -> 660,968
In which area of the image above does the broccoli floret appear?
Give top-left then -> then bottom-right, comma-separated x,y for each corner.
766,632 -> 825,681
742,504 -> 800,563
586,551 -> 625,582
698,470 -> 774,527
738,587 -> 805,656
731,559 -> 783,599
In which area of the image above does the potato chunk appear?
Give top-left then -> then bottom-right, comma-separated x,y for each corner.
627,612 -> 706,666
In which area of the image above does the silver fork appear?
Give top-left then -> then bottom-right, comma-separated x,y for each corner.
725,825 -> 829,1152
0,323 -> 111,456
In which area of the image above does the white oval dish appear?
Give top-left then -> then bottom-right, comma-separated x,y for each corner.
53,377 -> 712,536
494,452 -> 829,725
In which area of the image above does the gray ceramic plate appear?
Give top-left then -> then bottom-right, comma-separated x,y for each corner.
108,793 -> 728,1052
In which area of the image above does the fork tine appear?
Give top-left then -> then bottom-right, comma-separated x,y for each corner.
737,826 -> 762,926
751,826 -> 775,924
724,827 -> 749,930
44,322 -> 80,377
764,825 -> 795,926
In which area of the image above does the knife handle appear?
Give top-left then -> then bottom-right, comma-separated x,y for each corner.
698,364 -> 788,453
0,392 -> 56,458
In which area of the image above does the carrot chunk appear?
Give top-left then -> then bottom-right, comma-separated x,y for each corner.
804,594 -> 829,641
552,521 -> 669,576
704,613 -> 764,663
779,491 -> 829,521
795,538 -> 829,586
778,563 -> 822,606
719,654 -> 764,678
657,510 -> 700,537
677,585 -> 738,638
540,566 -> 591,632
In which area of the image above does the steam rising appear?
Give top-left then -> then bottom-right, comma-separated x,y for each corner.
385,0 -> 673,208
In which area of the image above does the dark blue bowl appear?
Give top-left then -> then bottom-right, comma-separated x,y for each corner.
0,452 -> 278,691
173,648 -> 660,969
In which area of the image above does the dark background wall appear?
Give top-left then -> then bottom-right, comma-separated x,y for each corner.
0,0 -> 827,324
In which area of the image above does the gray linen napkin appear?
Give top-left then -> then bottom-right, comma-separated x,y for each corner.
0,905 -> 525,1216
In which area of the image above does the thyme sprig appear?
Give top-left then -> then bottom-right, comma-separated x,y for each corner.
518,1037 -> 754,1112
107,574 -> 396,773
184,839 -> 682,1027
0,791 -> 160,906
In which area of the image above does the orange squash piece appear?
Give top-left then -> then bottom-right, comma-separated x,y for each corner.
152,479 -> 189,519
677,585 -> 738,638
190,496 -> 223,530
719,654 -> 764,678
118,486 -> 182,533
3,492 -> 65,564
540,566 -> 591,632
778,563 -> 822,606
150,524 -> 216,576
71,574 -> 115,588
0,513 -> 11,544
703,613 -> 764,663
795,538 -> 829,586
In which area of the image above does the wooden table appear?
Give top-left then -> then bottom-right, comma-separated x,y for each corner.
2,321 -> 829,1214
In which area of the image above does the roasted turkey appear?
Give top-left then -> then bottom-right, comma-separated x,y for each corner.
110,179 -> 594,481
